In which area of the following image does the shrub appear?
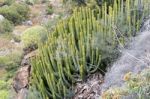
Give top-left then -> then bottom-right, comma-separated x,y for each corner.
0,19 -> 13,34
0,3 -> 29,24
12,3 -> 29,20
0,80 -> 10,99
0,0 -> 13,6
25,0 -> 34,5
0,80 -> 8,90
46,4 -> 53,15
25,0 -> 39,5
3,0 -> 14,5
62,0 -> 114,6
0,90 -> 9,99
21,26 -> 48,48
0,51 -> 23,75
12,35 -> 21,42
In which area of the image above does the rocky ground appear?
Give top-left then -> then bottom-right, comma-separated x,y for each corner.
74,73 -> 103,99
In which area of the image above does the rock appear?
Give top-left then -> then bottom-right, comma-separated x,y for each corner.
21,50 -> 37,66
0,3 -> 4,7
21,59 -> 30,66
13,65 -> 31,93
27,20 -> 33,26
10,39 -> 15,43
51,14 -> 59,19
17,88 -> 28,99
24,44 -> 38,55
0,15 -> 4,22
0,49 -> 10,56
24,50 -> 37,59
22,20 -> 33,26
74,73 -> 103,99
13,48 -> 37,99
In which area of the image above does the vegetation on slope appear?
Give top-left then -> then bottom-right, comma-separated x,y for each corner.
31,0 -> 150,98
0,0 -> 150,99
0,1 -> 30,99
0,2 -> 29,25
0,19 -> 13,34
102,68 -> 150,99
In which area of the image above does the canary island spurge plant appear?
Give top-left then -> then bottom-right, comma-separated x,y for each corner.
31,0 -> 150,99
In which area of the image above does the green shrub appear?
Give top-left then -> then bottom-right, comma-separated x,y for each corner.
12,35 -> 21,42
21,26 -> 48,48
0,80 -> 8,90
0,3 -> 29,24
0,80 -> 9,99
0,51 -> 23,73
3,0 -> 14,5
12,3 -> 29,20
46,8 -> 53,15
46,4 -> 53,15
25,0 -> 39,5
62,0 -> 114,6
0,5 -> 20,24
0,90 -> 9,99
25,0 -> 34,5
0,0 -> 14,6
0,79 -> 11,87
0,19 -> 13,34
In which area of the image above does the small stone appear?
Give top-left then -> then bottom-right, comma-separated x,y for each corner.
51,14 -> 59,19
23,20 -> 33,26
27,20 -> 33,26
0,15 -> 4,22
10,39 -> 15,43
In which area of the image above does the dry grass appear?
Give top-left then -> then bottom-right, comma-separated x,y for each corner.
0,0 -> 4,3
0,67 -> 6,78
29,4 -> 47,25
13,26 -> 30,35
0,38 -> 13,50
